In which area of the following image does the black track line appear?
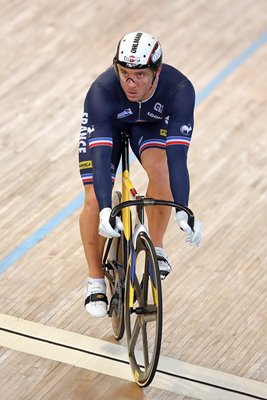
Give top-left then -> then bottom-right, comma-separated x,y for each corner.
0,327 -> 265,400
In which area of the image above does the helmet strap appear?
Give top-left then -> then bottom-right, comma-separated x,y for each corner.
149,69 -> 158,89
113,62 -> 120,80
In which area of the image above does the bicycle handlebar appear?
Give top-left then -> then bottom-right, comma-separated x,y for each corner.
109,198 -> 195,231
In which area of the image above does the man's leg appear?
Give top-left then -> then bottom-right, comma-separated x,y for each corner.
140,148 -> 173,279
140,148 -> 173,246
79,185 -> 106,278
79,185 -> 108,317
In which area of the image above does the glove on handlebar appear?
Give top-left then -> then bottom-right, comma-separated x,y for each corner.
176,210 -> 202,246
99,207 -> 124,238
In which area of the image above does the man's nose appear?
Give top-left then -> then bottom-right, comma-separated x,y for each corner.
126,77 -> 136,85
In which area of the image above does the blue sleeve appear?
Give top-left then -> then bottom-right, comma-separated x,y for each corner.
84,83 -> 114,210
166,79 -> 195,206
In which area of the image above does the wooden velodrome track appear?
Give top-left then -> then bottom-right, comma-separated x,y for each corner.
0,0 -> 266,399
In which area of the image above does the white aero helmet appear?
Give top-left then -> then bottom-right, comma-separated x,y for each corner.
113,31 -> 162,71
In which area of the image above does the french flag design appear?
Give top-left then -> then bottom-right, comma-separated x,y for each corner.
89,137 -> 113,148
139,139 -> 166,155
82,173 -> 115,184
82,173 -> 93,184
166,136 -> 191,147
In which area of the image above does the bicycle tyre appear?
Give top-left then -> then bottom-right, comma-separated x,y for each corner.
107,191 -> 125,340
125,231 -> 162,387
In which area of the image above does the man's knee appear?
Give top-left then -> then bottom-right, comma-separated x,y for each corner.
141,149 -> 169,183
83,185 -> 99,214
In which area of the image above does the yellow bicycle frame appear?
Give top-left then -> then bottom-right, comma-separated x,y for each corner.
121,168 -> 136,307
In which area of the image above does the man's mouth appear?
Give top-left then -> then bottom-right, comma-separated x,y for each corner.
127,91 -> 138,98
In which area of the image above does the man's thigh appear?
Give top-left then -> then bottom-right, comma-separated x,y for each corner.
130,120 -> 168,162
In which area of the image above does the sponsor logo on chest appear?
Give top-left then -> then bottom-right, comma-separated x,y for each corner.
147,112 -> 163,120
154,102 -> 164,113
147,102 -> 164,120
117,108 -> 133,119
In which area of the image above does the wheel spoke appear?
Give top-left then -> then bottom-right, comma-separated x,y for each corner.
133,276 -> 143,303
141,320 -> 150,368
142,253 -> 149,302
129,315 -> 141,355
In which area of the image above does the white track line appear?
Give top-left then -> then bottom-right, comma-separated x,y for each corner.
0,313 -> 266,400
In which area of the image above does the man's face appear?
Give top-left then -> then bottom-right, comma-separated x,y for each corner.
116,65 -> 160,102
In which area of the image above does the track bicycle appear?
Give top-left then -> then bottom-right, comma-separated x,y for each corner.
102,131 -> 195,387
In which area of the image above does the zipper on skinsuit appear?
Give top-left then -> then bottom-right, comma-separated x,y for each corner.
138,101 -> 142,120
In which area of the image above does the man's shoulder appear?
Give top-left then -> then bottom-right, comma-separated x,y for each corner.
84,67 -> 123,117
161,64 -> 191,84
92,66 -> 118,90
160,64 -> 195,100
85,66 -> 120,105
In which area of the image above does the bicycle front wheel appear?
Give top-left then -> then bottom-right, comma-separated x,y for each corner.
125,231 -> 162,387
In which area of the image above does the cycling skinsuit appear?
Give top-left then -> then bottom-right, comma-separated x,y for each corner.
79,63 -> 195,210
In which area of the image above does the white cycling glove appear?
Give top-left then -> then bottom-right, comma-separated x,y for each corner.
176,210 -> 202,246
99,207 -> 124,238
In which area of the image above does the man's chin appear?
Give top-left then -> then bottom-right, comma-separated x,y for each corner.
126,93 -> 140,101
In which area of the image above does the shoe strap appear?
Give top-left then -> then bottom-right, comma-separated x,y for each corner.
157,255 -> 171,266
160,270 -> 170,279
84,293 -> 108,306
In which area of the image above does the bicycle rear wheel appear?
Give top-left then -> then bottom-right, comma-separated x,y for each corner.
106,191 -> 125,340
125,231 -> 162,387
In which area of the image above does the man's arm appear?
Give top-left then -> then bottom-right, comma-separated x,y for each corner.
83,83 -> 114,210
166,78 -> 195,206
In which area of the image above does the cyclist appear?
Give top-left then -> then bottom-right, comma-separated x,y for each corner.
79,31 -> 202,317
